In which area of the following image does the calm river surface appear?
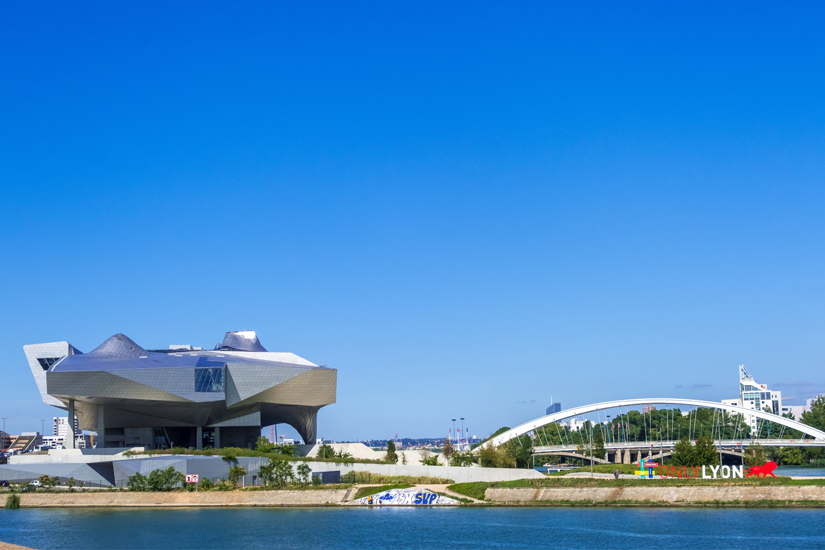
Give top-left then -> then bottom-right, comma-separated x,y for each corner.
2,507 -> 825,550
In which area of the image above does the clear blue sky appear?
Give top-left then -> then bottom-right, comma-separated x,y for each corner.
1,2 -> 824,441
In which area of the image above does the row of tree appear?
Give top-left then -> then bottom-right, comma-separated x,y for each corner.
126,456 -> 318,491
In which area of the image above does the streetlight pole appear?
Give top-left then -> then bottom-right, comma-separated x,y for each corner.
451,419 -> 456,445
460,418 -> 465,451
590,425 -> 593,478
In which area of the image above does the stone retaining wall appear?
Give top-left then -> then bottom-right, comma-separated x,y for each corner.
18,490 -> 349,507
486,486 -> 825,503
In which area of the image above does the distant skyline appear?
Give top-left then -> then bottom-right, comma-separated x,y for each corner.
1,2 -> 824,441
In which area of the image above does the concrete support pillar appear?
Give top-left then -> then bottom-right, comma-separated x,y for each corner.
614,449 -> 622,464
214,427 -> 220,449
623,449 -> 630,464
97,406 -> 105,449
66,399 -> 76,450
196,426 -> 203,450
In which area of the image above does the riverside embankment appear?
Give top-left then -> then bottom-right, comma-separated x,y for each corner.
14,489 -> 352,507
9,483 -> 825,507
485,485 -> 825,505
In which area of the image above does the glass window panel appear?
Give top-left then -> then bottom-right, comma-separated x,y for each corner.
195,367 -> 224,393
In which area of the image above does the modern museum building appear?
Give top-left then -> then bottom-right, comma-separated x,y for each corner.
23,330 -> 337,449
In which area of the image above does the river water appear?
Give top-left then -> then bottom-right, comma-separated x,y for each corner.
2,507 -> 824,549
775,466 -> 825,477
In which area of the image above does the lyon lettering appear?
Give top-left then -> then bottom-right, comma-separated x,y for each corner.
657,465 -> 743,480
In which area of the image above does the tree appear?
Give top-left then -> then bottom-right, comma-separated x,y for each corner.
255,436 -> 275,453
260,455 -> 294,488
781,446 -> 805,465
692,435 -> 720,466
802,396 -> 825,431
127,472 -> 149,492
38,475 -> 52,489
275,444 -> 296,457
592,432 -> 606,460
478,443 -> 515,468
449,451 -> 475,467
147,467 -> 185,491
66,477 -> 76,490
401,452 -> 408,465
296,463 -> 312,486
385,440 -> 398,463
199,478 -> 214,490
745,443 -> 768,467
442,438 -> 454,460
505,435 -> 534,468
670,437 -> 695,466
273,456 -> 294,488
258,461 -> 275,487
228,465 -> 247,487
317,443 -> 335,459
221,453 -> 237,464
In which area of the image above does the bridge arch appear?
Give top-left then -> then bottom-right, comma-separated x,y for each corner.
488,398 -> 825,447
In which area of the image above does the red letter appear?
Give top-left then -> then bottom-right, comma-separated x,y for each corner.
659,466 -> 667,478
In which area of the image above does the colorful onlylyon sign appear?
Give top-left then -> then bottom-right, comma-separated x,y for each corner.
657,465 -> 745,479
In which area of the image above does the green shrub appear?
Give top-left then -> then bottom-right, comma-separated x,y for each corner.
256,436 -> 275,453
134,467 -> 185,491
228,465 -> 247,487
5,494 -> 21,509
199,478 -> 214,490
449,451 -> 475,467
317,444 -> 336,459
296,463 -> 312,487
127,472 -> 149,491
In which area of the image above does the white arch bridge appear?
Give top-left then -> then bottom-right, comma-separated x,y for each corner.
488,398 -> 825,451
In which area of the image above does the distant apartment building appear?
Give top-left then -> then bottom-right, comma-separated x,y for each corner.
561,418 -> 584,432
807,394 -> 825,409
721,365 -> 792,433
53,416 -> 79,438
546,402 -> 561,415
40,434 -> 91,450
787,394 -> 825,422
